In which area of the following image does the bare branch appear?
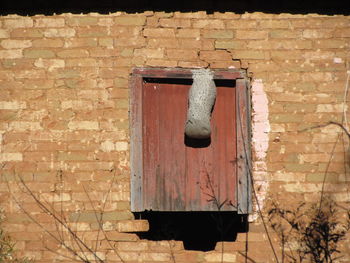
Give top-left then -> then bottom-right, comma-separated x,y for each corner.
299,121 -> 350,139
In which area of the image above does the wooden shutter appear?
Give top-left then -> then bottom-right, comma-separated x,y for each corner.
130,68 -> 251,213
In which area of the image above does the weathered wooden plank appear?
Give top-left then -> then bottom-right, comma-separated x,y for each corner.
130,74 -> 143,212
132,67 -> 245,80
236,78 -> 252,214
143,82 -> 160,210
222,85 -> 237,210
130,68 -> 250,213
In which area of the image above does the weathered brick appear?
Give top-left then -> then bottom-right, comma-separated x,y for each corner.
270,50 -> 303,60
178,39 -> 202,49
259,19 -> 290,28
11,29 -> 43,38
159,18 -> 190,28
302,29 -> 333,38
69,211 -> 132,222
314,39 -> 347,49
0,49 -> 23,59
146,59 -> 178,67
146,16 -> 159,27
119,48 -> 133,57
24,49 -> 55,58
270,113 -> 304,123
64,38 -> 98,47
134,48 -> 164,58
322,18 -> 350,28
176,28 -> 200,38
110,26 -> 141,37
114,37 -> 146,47
15,69 -> 46,79
32,39 -> 64,48
0,153 -> 23,162
143,28 -> 175,38
61,100 -> 93,110
68,121 -> 99,130
66,16 -> 99,26
269,29 -> 301,38
316,104 -> 344,113
9,121 -> 42,131
117,220 -> 149,232
98,37 -> 113,47
215,40 -> 246,49
89,47 -> 119,57
34,58 -> 65,70
1,40 -> 32,49
0,101 -> 26,110
232,50 -> 266,60
290,19 -> 323,28
202,30 -> 234,39
236,30 -> 268,39
43,28 -> 76,37
115,141 -> 128,151
302,72 -> 333,82
57,49 -> 89,58
1,59 -> 34,70
167,49 -> 198,60
173,11 -> 207,19
204,252 -> 236,262
34,18 -> 65,27
147,38 -> 179,48
99,68 -> 128,78
114,16 -> 146,26
212,12 -> 241,19
192,19 -> 225,29
0,29 -> 10,38
23,79 -> 54,89
200,50 -> 232,61
284,103 -> 316,113
283,183 -> 321,192
57,152 -> 90,161
211,60 -> 241,69
98,17 -> 114,26
141,252 -> 172,261
118,241 -> 148,251
3,18 -> 33,28
226,20 -> 257,28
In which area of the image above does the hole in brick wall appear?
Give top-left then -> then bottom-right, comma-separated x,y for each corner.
134,212 -> 248,251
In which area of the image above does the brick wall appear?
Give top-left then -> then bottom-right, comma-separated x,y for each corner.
0,11 -> 349,262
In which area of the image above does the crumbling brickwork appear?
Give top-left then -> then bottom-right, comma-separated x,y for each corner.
0,12 -> 349,262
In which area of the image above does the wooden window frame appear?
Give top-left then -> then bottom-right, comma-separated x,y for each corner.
129,67 -> 252,214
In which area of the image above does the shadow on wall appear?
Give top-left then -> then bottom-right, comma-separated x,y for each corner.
1,0 -> 350,15
134,211 -> 248,251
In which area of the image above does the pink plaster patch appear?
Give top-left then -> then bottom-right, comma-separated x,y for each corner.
252,79 -> 270,161
250,79 -> 270,222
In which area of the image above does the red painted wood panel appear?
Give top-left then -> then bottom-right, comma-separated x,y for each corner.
142,80 -> 237,211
